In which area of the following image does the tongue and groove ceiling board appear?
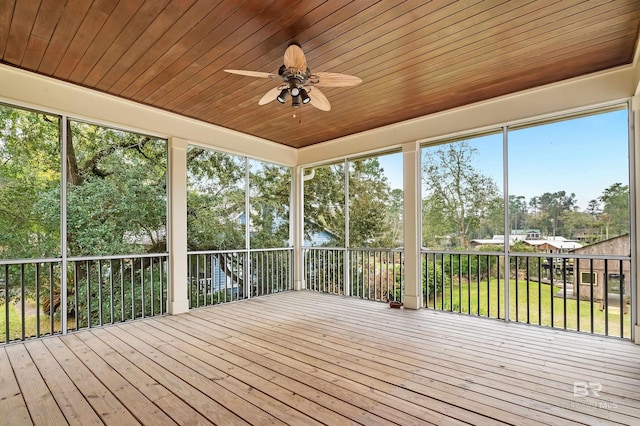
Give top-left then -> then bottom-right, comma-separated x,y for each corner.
1,0 -> 639,148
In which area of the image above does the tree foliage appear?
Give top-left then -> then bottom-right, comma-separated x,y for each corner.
0,106 -> 60,259
66,121 -> 167,256
599,183 -> 629,239
187,148 -> 246,250
303,157 -> 401,248
422,141 -> 500,249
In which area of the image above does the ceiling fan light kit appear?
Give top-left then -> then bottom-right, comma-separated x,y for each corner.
225,44 -> 362,112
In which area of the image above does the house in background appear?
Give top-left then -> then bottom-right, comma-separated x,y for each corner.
571,233 -> 630,312
524,236 -> 583,253
470,232 -> 582,252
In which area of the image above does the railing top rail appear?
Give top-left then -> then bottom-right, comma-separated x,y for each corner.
188,247 -> 292,255
509,252 -> 630,261
248,247 -> 293,253
303,246 -> 405,253
421,249 -> 504,256
420,249 -> 630,261
0,257 -> 61,266
68,253 -> 169,262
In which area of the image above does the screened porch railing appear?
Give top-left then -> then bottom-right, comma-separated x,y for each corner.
0,253 -> 168,343
422,250 -> 632,339
187,248 -> 293,309
303,247 -> 405,303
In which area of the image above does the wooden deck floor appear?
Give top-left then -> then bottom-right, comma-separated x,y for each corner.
1,291 -> 639,425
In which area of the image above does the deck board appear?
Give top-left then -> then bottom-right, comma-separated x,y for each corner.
1,291 -> 639,425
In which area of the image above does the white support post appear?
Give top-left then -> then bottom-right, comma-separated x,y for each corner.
168,137 -> 189,314
293,166 -> 306,290
402,141 -> 422,309
631,97 -> 640,344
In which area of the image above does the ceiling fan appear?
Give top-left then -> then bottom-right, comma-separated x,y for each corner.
224,44 -> 362,111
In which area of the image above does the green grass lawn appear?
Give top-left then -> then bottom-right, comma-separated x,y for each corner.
427,278 -> 631,338
0,301 -> 65,343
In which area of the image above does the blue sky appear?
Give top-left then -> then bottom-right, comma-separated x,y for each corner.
378,108 -> 629,210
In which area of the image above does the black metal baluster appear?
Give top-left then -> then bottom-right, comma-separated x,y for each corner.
514,257 -> 519,322
98,260 -> 104,325
109,259 -> 114,323
86,261 -> 92,328
467,254 -> 471,314
537,257 -> 542,325
476,254 -> 480,315
35,263 -> 41,338
497,256 -> 501,319
423,253 -> 428,307
141,258 -> 146,317
562,258 -> 567,330
50,263 -> 55,333
441,253 -> 445,311
525,257 -> 530,324
20,263 -> 25,340
150,258 -> 155,316
449,254 -> 453,311
620,259 -> 624,338
130,259 -> 135,320
575,260 -> 580,332
4,265 -> 9,342
160,257 -> 165,314
486,256 -> 490,317
458,254 -> 462,313
604,260 -> 609,336
550,259 -> 554,328
590,259 -> 594,334
74,262 -> 80,328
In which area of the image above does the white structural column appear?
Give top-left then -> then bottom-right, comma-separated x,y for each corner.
403,141 -> 422,309
168,137 -> 190,314
293,165 -> 306,290
633,97 -> 640,344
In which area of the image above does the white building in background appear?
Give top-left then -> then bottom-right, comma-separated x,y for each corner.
471,234 -> 583,253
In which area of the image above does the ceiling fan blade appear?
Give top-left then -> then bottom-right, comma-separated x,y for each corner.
283,44 -> 307,72
224,69 -> 276,78
309,87 -> 331,111
314,71 -> 362,87
258,87 -> 281,105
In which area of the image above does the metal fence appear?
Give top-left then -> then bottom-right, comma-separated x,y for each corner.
187,248 -> 293,309
422,250 -> 632,338
0,253 -> 168,343
303,247 -> 405,302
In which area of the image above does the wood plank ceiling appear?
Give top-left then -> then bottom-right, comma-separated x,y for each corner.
1,0 -> 639,149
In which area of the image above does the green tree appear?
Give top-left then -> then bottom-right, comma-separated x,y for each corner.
385,188 -> 404,247
250,161 -> 291,249
509,195 -> 527,231
303,163 -> 345,246
348,158 -> 393,247
535,191 -> 577,237
559,210 -> 597,241
422,141 -> 500,249
304,158 -> 396,248
0,106 -> 60,259
1,107 -> 169,327
599,183 -> 629,239
65,121 -> 167,256
187,148 -> 245,250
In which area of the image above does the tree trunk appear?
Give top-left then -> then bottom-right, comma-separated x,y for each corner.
66,129 -> 82,185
